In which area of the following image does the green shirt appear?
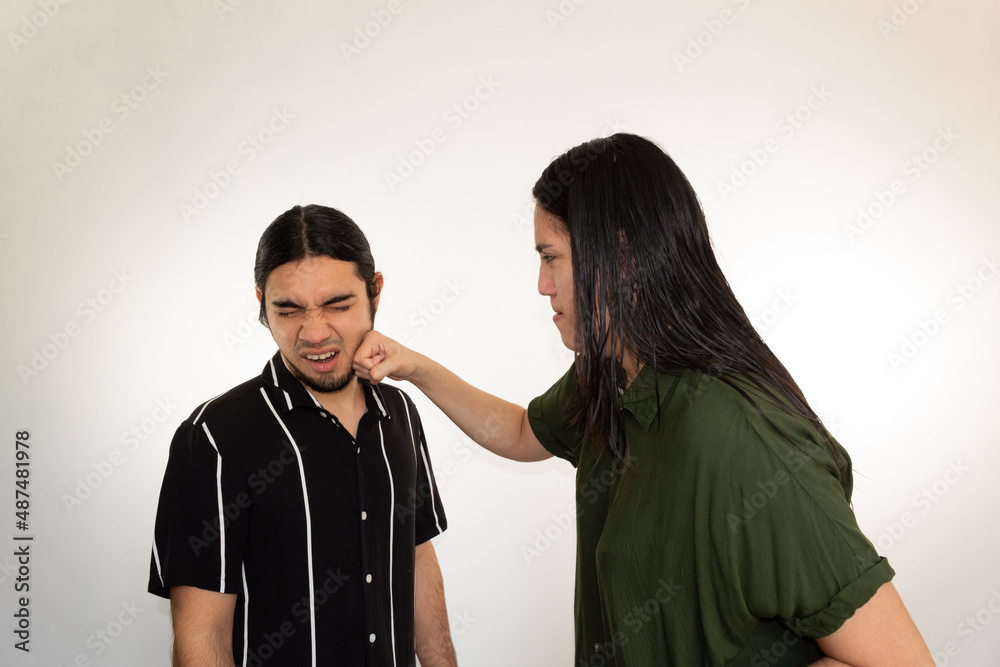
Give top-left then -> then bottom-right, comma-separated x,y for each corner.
527,364 -> 894,666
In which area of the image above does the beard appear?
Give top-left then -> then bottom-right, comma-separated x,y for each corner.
283,353 -> 356,394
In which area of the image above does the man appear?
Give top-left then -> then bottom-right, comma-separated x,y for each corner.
148,204 -> 456,666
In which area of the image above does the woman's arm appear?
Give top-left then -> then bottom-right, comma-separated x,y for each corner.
812,581 -> 933,666
353,331 -> 552,462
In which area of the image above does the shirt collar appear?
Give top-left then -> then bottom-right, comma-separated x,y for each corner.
261,351 -> 390,419
619,363 -> 679,432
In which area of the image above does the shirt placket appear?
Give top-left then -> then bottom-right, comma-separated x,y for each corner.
318,406 -> 384,656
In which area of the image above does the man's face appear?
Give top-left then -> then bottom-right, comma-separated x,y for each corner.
257,256 -> 382,395
534,205 -> 576,351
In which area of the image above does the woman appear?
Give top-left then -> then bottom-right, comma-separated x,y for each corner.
354,134 -> 933,666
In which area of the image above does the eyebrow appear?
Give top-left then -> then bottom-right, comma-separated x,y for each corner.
270,293 -> 356,309
535,243 -> 555,253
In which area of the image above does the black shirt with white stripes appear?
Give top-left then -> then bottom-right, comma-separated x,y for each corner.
149,352 -> 447,666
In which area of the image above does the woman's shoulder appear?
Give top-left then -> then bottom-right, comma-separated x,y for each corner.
659,368 -> 843,476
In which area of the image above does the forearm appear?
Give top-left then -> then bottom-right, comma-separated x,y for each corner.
172,633 -> 234,667
409,353 -> 544,462
809,659 -> 852,667
414,542 -> 457,667
354,332 -> 550,462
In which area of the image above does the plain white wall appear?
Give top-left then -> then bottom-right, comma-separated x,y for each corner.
2,1 -> 998,665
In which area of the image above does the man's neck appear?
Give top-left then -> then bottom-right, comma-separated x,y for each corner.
306,378 -> 367,439
306,377 -> 364,416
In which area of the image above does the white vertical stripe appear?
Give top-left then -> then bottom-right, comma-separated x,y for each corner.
378,422 -> 398,667
260,388 -> 317,667
151,540 -> 164,588
402,399 -> 417,459
201,423 -> 226,591
404,398 -> 442,533
192,393 -> 221,426
268,358 -> 280,385
419,446 -> 443,534
371,386 -> 387,417
241,563 -> 250,667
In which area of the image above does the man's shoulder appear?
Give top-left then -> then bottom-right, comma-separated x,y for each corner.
183,374 -> 267,426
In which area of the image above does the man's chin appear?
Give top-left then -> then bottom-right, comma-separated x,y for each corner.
305,374 -> 354,394
288,361 -> 354,394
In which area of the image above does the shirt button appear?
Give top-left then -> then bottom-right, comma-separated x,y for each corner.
594,643 -> 601,653
366,573 -> 372,583
369,633 -> 376,643
319,412 -> 327,418
361,511 -> 367,520
356,447 -> 360,454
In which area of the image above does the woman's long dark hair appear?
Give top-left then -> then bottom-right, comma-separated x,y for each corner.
532,133 -> 842,472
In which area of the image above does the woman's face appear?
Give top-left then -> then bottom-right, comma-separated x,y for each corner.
534,205 -> 576,351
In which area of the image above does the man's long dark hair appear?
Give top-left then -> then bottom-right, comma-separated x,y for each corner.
532,133 -> 842,472
254,204 -> 379,327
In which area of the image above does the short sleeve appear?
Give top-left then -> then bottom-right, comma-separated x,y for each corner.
409,407 -> 448,546
148,419 -> 249,599
527,365 -> 584,466
708,409 -> 894,640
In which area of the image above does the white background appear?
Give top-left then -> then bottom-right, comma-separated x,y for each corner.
2,1 -> 998,665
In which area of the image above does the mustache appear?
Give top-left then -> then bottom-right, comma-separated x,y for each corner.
294,338 -> 343,353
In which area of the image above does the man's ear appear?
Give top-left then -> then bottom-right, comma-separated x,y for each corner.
371,272 -> 384,313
